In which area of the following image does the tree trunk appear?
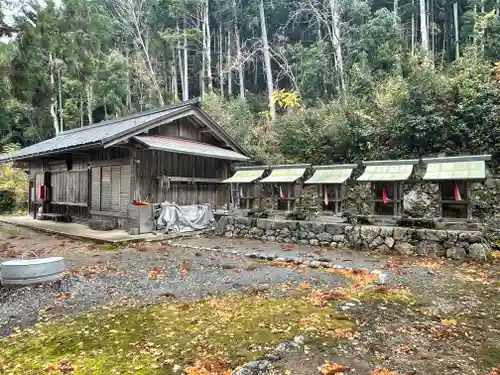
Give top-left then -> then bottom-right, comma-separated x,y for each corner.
473,4 -> 477,46
227,29 -> 232,98
411,0 -> 415,54
204,0 -> 213,92
431,0 -> 435,57
453,2 -> 459,60
58,67 -> 63,132
171,52 -> 178,101
481,4 -> 485,54
420,0 -> 429,52
48,52 -> 60,135
258,0 -> 276,121
80,94 -> 84,128
219,24 -> 224,94
201,11 -> 206,97
235,24 -> 245,100
134,23 -> 164,106
86,81 -> 93,126
393,0 -> 398,25
125,47 -> 132,111
183,27 -> 189,100
328,0 -> 345,93
441,10 -> 447,67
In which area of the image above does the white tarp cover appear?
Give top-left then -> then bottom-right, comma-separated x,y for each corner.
156,203 -> 215,233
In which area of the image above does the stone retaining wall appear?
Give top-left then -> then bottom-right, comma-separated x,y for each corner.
215,216 -> 490,260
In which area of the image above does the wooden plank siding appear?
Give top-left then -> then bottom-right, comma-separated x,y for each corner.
51,171 -> 88,204
133,149 -> 230,208
91,167 -> 101,210
27,147 -> 132,222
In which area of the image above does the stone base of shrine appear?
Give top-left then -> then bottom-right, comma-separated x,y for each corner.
215,216 -> 490,261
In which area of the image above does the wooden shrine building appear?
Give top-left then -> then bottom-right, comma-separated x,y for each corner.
422,155 -> 491,220
0,99 -> 249,229
222,166 -> 268,209
304,164 -> 356,215
259,164 -> 309,212
357,159 -> 418,217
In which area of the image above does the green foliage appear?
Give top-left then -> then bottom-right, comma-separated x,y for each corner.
0,189 -> 16,213
0,144 -> 28,212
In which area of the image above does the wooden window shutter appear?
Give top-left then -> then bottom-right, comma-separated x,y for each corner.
101,166 -> 112,211
91,167 -> 101,210
120,165 -> 131,212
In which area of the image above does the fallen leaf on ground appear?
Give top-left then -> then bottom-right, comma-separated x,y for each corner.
280,244 -> 296,251
148,268 -> 165,279
300,281 -> 311,290
369,369 -> 400,375
181,261 -> 190,276
487,367 -> 500,375
44,360 -> 75,373
184,359 -> 231,375
54,292 -> 74,300
318,362 -> 350,374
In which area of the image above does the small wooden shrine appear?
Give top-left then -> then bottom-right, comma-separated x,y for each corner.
259,164 -> 309,212
222,166 -> 268,209
357,159 -> 418,217
422,155 -> 491,220
304,164 -> 356,215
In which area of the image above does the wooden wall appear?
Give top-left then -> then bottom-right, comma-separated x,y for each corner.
133,149 -> 230,208
28,148 -> 132,226
150,117 -> 220,144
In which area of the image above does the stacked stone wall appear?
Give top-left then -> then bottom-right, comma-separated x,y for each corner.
216,216 -> 490,260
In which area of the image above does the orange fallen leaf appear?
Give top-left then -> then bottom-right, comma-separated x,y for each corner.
148,268 -> 164,279
280,244 -> 296,251
299,281 -> 311,290
181,261 -> 190,276
185,359 -> 231,375
487,367 -> 500,375
370,369 -> 400,375
318,362 -> 350,374
54,292 -> 74,300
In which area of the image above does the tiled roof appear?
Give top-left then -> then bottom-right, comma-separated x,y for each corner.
1,99 -> 248,161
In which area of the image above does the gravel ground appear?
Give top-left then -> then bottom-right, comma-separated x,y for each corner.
0,225 -> 348,337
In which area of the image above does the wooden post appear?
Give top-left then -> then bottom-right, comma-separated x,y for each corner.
466,181 -> 472,220
438,182 -> 443,218
371,183 -> 376,214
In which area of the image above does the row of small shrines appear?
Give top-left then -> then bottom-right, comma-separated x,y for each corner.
222,155 -> 492,220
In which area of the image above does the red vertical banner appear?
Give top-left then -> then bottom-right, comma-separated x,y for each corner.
454,183 -> 462,201
279,185 -> 286,198
324,184 -> 329,206
382,186 -> 389,205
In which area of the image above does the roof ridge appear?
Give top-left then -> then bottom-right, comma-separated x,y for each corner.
59,99 -> 199,136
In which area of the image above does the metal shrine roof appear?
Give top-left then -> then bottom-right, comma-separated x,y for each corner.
422,155 -> 491,181
260,164 -> 309,183
222,166 -> 268,183
0,99 -> 248,162
133,136 -> 249,162
304,164 -> 357,184
357,159 -> 419,182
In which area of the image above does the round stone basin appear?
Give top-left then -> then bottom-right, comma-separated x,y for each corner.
0,257 -> 65,286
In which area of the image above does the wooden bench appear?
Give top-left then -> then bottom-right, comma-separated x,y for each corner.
40,213 -> 69,222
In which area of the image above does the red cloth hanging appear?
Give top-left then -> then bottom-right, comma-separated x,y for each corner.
324,185 -> 329,206
279,185 -> 286,198
454,183 -> 462,201
382,187 -> 389,205
38,186 -> 45,200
